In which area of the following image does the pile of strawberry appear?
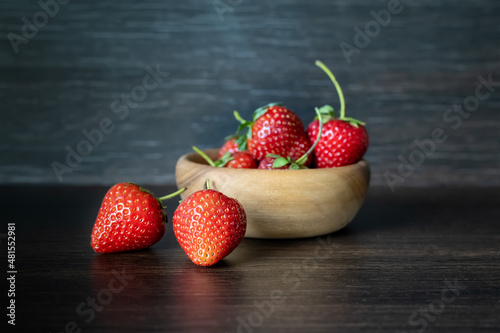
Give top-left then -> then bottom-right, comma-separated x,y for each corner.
90,60 -> 369,267
194,60 -> 368,170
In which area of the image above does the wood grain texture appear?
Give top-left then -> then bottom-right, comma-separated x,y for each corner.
1,185 -> 499,332
0,0 -> 499,187
176,149 -> 370,238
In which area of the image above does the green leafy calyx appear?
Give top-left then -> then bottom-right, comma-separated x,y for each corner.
252,102 -> 282,122
314,105 -> 335,124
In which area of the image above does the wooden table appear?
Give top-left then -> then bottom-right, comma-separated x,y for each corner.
2,185 -> 499,332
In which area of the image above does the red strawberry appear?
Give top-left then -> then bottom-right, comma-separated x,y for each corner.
226,151 -> 257,169
91,183 -> 185,254
193,146 -> 256,169
218,126 -> 250,159
258,156 -> 288,169
220,111 -> 252,158
173,180 -> 247,266
257,107 -> 324,170
218,137 -> 240,159
307,60 -> 369,168
234,104 -> 312,165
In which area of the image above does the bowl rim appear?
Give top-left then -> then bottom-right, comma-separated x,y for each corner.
177,148 -> 369,175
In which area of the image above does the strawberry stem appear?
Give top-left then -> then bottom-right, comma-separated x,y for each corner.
315,60 -> 346,119
315,60 -> 365,127
193,146 -> 234,167
233,110 -> 254,141
157,187 -> 187,202
193,146 -> 216,167
295,107 -> 323,166
204,179 -> 210,190
233,110 -> 246,124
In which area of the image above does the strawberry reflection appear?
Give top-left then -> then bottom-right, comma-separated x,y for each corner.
88,249 -> 165,330
166,260 -> 243,333
88,248 -> 244,332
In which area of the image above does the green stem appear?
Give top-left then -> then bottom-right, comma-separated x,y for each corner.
157,187 -> 187,202
233,110 -> 246,124
204,179 -> 210,190
315,60 -> 346,119
193,146 -> 216,167
295,107 -> 323,165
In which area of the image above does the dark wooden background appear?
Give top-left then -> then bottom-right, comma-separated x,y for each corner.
0,0 -> 499,187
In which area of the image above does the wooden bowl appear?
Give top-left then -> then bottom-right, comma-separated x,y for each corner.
175,149 -> 370,239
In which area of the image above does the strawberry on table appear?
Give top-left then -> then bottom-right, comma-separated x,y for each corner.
173,180 -> 247,267
307,60 -> 369,168
234,104 -> 312,166
91,183 -> 185,254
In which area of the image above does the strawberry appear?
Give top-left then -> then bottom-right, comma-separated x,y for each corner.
193,146 -> 257,169
91,183 -> 185,254
258,107 -> 324,170
226,151 -> 257,169
257,155 -> 288,169
173,180 -> 247,266
218,137 -> 241,159
234,104 -> 312,165
307,60 -> 369,168
220,111 -> 252,158
219,130 -> 251,159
